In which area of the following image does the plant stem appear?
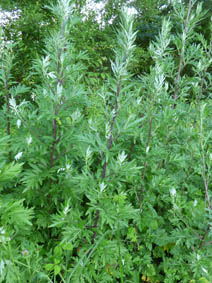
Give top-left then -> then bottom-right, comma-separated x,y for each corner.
200,107 -> 211,209
172,0 -> 193,107
67,231 -> 110,282
91,79 -> 122,246
50,19 -> 65,171
139,116 -> 153,209
118,222 -> 124,283
3,66 -> 12,160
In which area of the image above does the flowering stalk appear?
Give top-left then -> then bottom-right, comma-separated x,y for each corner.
91,9 -> 137,246
173,0 -> 194,103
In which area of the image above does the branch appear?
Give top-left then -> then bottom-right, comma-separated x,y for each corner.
139,116 -> 153,209
172,0 -> 193,107
108,80 -> 121,151
91,79 -> 122,246
3,66 -> 11,160
200,109 -> 211,210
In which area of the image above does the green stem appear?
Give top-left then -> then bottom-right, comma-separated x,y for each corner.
66,231 -> 110,282
118,223 -> 124,283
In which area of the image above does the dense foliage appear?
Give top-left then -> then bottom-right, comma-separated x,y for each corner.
0,0 -> 212,282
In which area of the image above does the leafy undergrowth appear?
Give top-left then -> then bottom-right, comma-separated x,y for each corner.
0,0 -> 212,282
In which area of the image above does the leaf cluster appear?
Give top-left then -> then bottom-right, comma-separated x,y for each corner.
0,0 -> 212,282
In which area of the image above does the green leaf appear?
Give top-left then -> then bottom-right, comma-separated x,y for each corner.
45,263 -> 54,271
54,265 -> 61,276
198,278 -> 209,283
62,243 -> 73,251
0,162 -> 23,184
54,246 -> 62,257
